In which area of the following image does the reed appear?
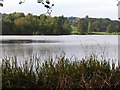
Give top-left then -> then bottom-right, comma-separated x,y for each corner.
2,55 -> 120,89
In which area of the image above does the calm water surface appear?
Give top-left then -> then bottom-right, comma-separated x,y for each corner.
0,35 -> 118,65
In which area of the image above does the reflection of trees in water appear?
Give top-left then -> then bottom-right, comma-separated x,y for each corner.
1,35 -> 118,66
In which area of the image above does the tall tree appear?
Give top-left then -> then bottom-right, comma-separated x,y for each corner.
92,20 -> 101,32
88,22 -> 92,33
63,20 -> 71,34
77,21 -> 87,35
107,24 -> 114,33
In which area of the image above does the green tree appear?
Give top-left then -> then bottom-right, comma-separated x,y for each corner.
12,12 -> 25,20
2,19 -> 13,34
107,24 -> 114,33
63,20 -> 71,34
14,17 -> 27,34
92,20 -> 101,32
88,22 -> 92,34
2,12 -> 120,35
2,14 -> 14,34
77,21 -> 87,35
85,15 -> 89,32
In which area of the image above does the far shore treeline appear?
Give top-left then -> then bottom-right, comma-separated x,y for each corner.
2,12 -> 120,35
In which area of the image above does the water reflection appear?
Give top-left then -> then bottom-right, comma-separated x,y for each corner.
0,35 -> 118,65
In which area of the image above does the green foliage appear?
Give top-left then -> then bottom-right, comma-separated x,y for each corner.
88,22 -> 92,33
63,20 -> 71,34
2,13 -> 71,35
2,55 -> 120,89
107,24 -> 114,33
77,21 -> 87,35
91,20 -> 101,32
71,25 -> 79,34
2,12 -> 120,35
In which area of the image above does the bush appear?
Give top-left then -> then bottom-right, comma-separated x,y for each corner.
2,55 -> 120,89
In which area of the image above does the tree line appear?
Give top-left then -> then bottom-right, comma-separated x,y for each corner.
70,16 -> 120,34
2,12 -> 71,35
2,12 -> 120,35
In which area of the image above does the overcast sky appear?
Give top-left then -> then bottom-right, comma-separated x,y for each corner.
0,0 -> 118,20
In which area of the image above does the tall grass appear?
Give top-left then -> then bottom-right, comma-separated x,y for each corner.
2,55 -> 120,89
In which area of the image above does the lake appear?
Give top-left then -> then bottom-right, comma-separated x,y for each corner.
0,35 -> 119,66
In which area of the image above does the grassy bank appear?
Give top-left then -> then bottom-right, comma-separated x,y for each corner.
71,25 -> 120,35
2,55 -> 120,89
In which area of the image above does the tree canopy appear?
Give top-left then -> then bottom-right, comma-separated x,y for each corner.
2,12 -> 71,35
2,12 -> 120,35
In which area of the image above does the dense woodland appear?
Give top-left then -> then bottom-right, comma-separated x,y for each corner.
2,12 -> 120,35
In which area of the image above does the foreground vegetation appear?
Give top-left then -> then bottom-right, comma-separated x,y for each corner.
2,12 -> 120,35
2,55 -> 120,89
